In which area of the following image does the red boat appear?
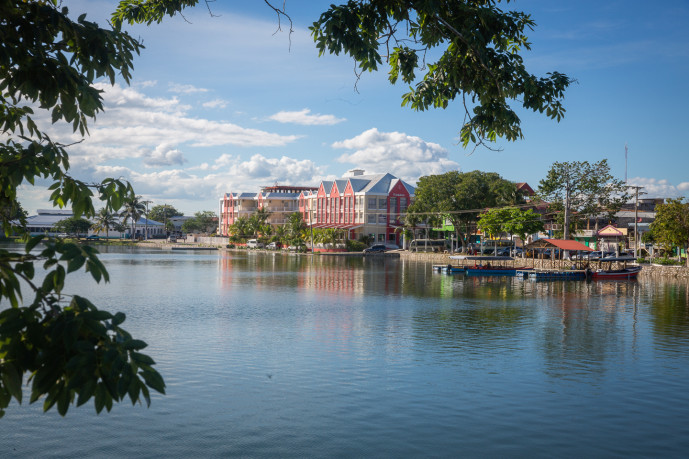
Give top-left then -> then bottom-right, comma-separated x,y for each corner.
590,257 -> 642,279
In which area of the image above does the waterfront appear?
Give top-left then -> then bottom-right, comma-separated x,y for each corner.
2,246 -> 689,457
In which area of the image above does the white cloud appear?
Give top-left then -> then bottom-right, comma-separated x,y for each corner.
143,144 -> 187,167
29,83 -> 300,170
627,177 -> 689,198
269,108 -> 346,126
202,99 -> 228,109
332,128 -> 460,184
168,83 -> 209,94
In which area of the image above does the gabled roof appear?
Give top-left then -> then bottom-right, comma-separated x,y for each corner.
237,192 -> 258,199
598,225 -> 626,236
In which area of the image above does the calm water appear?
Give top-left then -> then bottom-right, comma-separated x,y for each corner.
3,246 -> 689,457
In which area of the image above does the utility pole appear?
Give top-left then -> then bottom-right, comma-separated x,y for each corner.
627,185 -> 646,257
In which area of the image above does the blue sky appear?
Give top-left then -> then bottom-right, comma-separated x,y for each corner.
18,0 -> 689,215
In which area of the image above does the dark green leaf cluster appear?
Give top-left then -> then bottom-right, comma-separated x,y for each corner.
310,0 -> 572,147
1,1 -> 165,417
0,238 -> 165,417
181,210 -> 218,234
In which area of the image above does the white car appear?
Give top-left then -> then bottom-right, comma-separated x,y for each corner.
266,242 -> 279,250
246,239 -> 264,249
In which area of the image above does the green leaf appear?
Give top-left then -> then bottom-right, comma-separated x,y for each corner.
77,378 -> 96,407
1,363 -> 23,404
140,369 -> 165,394
124,339 -> 148,351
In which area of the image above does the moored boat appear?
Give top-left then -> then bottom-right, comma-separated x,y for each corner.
591,265 -> 642,279
589,256 -> 642,280
447,255 -> 533,276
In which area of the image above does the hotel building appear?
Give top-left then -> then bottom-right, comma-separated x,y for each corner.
219,170 -> 415,246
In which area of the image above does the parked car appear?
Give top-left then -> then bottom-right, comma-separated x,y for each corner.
167,235 -> 177,243
85,235 -> 100,240
266,242 -> 279,250
363,244 -> 387,253
246,239 -> 264,248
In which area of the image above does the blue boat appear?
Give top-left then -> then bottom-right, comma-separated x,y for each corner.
445,255 -> 533,276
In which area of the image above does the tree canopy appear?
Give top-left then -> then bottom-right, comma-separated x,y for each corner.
537,160 -> 629,240
181,211 -> 217,234
0,0 -> 164,417
309,0 -> 572,147
649,198 -> 689,264
148,205 -> 183,224
406,170 -> 524,250
53,216 -> 92,237
112,0 -> 572,149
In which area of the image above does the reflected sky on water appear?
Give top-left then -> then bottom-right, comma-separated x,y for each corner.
3,246 -> 689,457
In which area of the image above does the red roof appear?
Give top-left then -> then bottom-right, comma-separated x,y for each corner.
543,238 -> 593,251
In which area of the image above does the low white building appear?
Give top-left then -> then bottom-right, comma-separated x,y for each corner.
24,209 -> 165,239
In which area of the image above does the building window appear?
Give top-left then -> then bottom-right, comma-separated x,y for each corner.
389,197 -> 397,211
367,214 -> 376,224
378,214 -> 386,224
368,197 -> 376,209
379,198 -> 387,209
400,197 -> 407,212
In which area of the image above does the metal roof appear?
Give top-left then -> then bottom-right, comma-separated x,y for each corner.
527,238 -> 593,251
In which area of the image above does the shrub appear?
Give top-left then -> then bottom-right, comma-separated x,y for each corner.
346,240 -> 367,252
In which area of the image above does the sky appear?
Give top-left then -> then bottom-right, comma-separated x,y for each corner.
17,0 -> 689,216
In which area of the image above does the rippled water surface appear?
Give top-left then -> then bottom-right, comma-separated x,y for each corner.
3,247 -> 689,457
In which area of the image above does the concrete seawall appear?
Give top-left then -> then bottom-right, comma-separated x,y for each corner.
396,251 -> 689,279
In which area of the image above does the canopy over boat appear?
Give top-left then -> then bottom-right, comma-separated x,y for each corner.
598,256 -> 637,262
449,255 -> 514,261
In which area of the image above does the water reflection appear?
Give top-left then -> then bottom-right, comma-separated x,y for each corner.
4,246 -> 689,457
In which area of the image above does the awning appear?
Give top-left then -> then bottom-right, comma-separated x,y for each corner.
526,238 -> 593,251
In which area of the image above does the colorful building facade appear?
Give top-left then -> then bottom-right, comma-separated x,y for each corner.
218,170 -> 415,246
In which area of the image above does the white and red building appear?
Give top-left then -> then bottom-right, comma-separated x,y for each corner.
218,170 -> 415,247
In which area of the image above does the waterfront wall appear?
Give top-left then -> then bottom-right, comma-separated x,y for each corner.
397,251 -> 689,279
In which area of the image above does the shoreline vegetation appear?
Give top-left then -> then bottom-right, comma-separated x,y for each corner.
4,237 -> 686,279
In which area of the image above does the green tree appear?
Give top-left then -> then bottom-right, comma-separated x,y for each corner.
248,207 -> 271,238
478,207 -> 544,256
112,1 -> 571,149
537,160 -> 629,241
407,171 -> 523,251
285,212 -> 307,247
181,211 -> 217,234
53,216 -> 92,237
1,1 -> 165,418
649,198 -> 689,265
120,196 -> 146,240
309,0 -> 572,148
148,204 -> 183,224
91,208 -> 118,241
229,216 -> 251,239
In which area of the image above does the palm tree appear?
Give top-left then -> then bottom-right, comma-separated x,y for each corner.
120,195 -> 146,240
91,208 -> 117,242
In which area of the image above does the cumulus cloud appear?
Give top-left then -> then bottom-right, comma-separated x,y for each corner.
69,154 -> 328,207
269,108 -> 345,126
332,128 -> 460,184
143,144 -> 187,167
168,83 -> 209,94
627,177 -> 689,198
202,99 -> 228,109
30,83 -> 300,168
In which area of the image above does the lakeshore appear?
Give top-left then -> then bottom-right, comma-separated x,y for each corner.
136,238 -> 689,280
